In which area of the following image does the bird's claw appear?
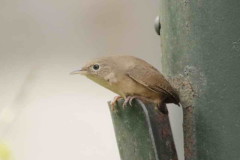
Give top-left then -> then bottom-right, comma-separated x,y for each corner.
110,96 -> 123,111
111,96 -> 141,110
129,96 -> 136,106
123,96 -> 137,108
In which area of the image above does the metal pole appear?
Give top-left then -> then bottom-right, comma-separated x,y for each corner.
159,0 -> 240,159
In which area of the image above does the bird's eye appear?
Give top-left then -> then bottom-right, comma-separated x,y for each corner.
92,64 -> 100,70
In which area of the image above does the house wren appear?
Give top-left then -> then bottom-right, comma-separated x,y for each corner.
72,55 -> 180,113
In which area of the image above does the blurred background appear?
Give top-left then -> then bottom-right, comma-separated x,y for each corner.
0,0 -> 183,160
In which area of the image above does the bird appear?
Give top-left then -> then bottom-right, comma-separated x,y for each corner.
71,55 -> 180,114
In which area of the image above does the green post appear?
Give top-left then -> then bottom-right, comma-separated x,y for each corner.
159,0 -> 240,160
109,99 -> 178,160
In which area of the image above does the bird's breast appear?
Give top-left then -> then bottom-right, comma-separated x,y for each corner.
87,73 -> 161,103
111,74 -> 161,102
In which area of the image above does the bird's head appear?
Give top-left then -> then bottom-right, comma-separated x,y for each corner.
71,58 -> 113,82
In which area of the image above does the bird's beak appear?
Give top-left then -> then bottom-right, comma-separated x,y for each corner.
70,68 -> 87,75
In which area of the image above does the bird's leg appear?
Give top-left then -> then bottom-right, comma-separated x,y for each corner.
122,96 -> 132,108
123,96 -> 148,108
110,96 -> 123,111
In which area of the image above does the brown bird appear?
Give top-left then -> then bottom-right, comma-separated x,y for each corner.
72,55 -> 180,113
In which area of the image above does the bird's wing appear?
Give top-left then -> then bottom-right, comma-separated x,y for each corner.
126,65 -> 179,104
